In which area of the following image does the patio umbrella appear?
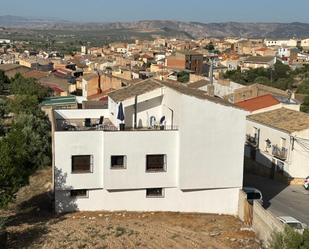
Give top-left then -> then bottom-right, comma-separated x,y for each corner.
117,102 -> 125,122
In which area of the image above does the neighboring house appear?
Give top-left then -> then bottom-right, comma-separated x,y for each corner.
245,108 -> 309,182
225,83 -> 302,105
301,38 -> 309,51
235,94 -> 281,114
166,51 -> 204,74
264,39 -> 298,47
53,79 -> 247,214
0,63 -> 30,78
241,56 -> 276,70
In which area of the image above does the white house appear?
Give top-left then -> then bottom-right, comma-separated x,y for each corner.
53,79 -> 248,214
265,39 -> 298,47
245,108 -> 309,181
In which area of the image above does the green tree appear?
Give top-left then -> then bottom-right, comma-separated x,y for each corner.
270,226 -> 309,249
10,74 -> 50,100
297,80 -> 309,94
205,42 -> 215,51
8,95 -> 39,115
0,73 -> 51,208
300,95 -> 309,113
254,76 -> 271,84
177,71 -> 189,83
0,113 -> 51,208
0,70 -> 10,95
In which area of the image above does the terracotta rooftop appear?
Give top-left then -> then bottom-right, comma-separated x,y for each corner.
235,94 -> 280,112
22,70 -> 49,79
247,108 -> 309,133
244,56 -> 274,64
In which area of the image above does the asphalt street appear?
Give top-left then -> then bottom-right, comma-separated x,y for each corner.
244,174 -> 309,225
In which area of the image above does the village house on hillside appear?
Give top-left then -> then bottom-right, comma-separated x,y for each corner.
245,108 -> 309,183
52,79 -> 248,214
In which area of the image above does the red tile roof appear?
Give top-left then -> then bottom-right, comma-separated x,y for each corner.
235,94 -> 280,112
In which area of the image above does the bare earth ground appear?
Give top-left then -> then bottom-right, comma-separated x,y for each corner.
0,168 -> 260,249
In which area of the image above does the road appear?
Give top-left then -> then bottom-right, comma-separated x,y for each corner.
244,174 -> 309,225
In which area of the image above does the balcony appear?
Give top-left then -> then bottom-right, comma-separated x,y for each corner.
246,134 -> 258,148
55,118 -> 178,132
272,145 -> 288,161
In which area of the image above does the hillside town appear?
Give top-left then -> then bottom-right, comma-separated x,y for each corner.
1,6 -> 309,249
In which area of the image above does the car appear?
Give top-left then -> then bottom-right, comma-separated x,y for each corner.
304,176 -> 309,190
243,187 -> 263,204
278,216 -> 306,233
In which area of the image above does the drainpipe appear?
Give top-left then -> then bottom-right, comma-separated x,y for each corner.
134,95 -> 137,129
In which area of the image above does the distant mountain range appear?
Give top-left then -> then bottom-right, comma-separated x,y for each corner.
1,15 -> 309,39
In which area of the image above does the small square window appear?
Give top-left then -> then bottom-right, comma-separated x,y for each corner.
70,189 -> 88,198
146,188 -> 164,198
72,155 -> 93,173
146,155 -> 166,172
111,155 -> 126,169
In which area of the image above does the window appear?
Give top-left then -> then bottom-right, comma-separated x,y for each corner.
146,188 -> 164,198
146,155 -> 166,172
111,155 -> 126,169
280,138 -> 287,149
72,155 -> 93,173
70,189 -> 88,198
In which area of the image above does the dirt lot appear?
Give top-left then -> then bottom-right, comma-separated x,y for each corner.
1,168 -> 260,249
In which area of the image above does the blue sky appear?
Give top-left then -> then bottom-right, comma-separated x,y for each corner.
1,0 -> 308,23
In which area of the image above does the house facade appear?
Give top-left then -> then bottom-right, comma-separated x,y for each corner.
245,108 -> 309,181
53,79 -> 247,214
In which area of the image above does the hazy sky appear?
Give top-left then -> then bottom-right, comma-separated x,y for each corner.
1,0 -> 308,23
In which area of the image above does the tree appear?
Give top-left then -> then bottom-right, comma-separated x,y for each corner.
0,70 -> 10,95
269,226 -> 309,249
297,80 -> 309,95
177,71 -> 189,83
8,95 -> 39,115
0,73 -> 51,208
301,95 -> 309,113
10,74 -> 50,100
254,76 -> 271,84
205,42 -> 215,51
0,113 -> 51,208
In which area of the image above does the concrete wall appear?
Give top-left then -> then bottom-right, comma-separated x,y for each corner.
238,190 -> 284,246
252,201 -> 284,245
55,187 -> 240,214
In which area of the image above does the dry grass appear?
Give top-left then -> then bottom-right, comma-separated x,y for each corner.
0,168 -> 260,249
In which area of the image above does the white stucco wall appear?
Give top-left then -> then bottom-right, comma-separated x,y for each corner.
290,129 -> 309,178
178,95 -> 247,190
246,120 -> 291,169
55,187 -> 240,214
103,130 -> 179,190
54,131 -> 104,190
